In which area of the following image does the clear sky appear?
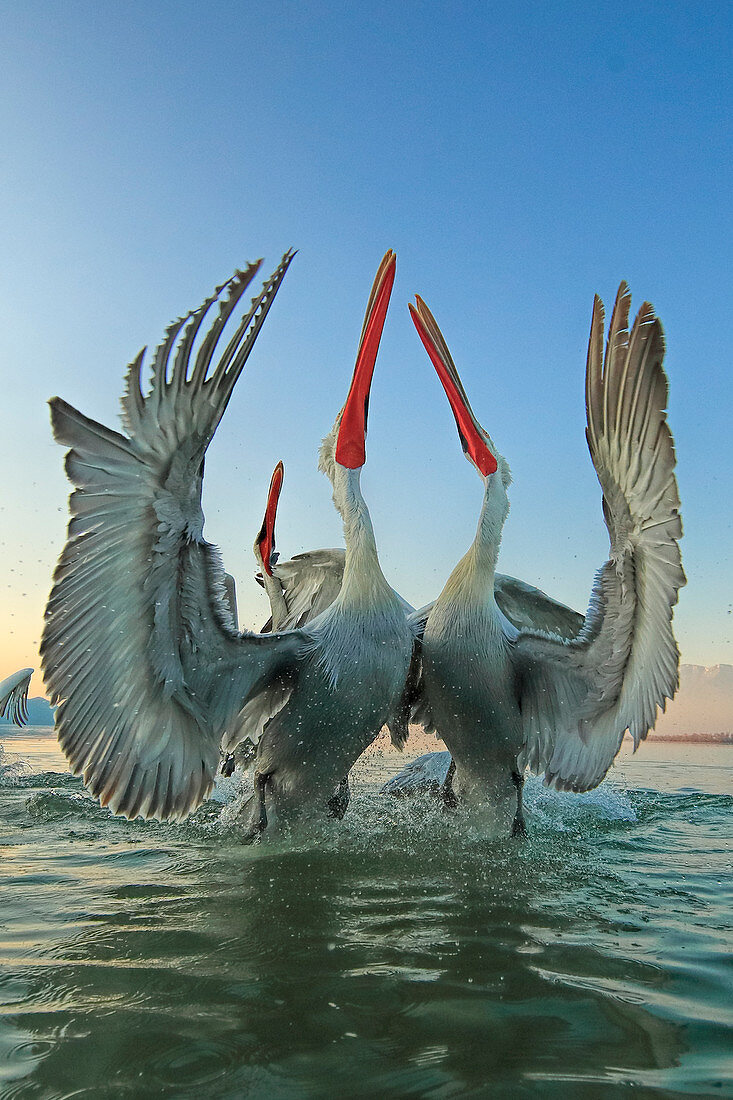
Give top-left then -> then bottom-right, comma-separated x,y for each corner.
1,0 -> 731,688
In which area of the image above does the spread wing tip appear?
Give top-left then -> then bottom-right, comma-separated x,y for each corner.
519,282 -> 685,793
43,252 -> 298,824
0,668 -> 34,726
60,723 -> 216,823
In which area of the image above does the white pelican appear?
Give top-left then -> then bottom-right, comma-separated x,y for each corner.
222,454 -> 416,793
0,668 -> 34,726
401,284 -> 685,834
219,460 -> 292,777
42,250 -> 414,837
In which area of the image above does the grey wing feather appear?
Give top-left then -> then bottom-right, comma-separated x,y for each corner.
0,668 -> 33,726
516,285 -> 685,791
42,254 -> 305,823
262,548 -> 412,631
221,671 -> 297,754
222,574 -> 238,629
494,574 -> 583,639
264,549 -> 346,629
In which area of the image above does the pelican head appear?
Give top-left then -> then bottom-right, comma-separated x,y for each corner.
319,250 -> 396,522
410,296 -> 511,546
253,460 -> 284,578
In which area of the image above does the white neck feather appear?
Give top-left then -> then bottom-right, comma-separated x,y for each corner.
331,466 -> 393,609
318,420 -> 395,610
440,474 -> 509,608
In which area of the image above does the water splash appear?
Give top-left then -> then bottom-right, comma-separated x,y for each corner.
524,774 -> 638,825
0,744 -> 30,785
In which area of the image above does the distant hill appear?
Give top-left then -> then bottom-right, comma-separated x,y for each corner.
0,696 -> 55,727
651,664 -> 733,740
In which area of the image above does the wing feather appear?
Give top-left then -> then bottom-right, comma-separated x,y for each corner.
42,254 -> 304,822
263,549 -> 346,629
516,285 -> 685,791
0,668 -> 34,726
221,673 -> 297,754
494,574 -> 583,639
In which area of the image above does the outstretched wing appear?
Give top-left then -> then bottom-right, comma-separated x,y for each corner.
0,668 -> 33,726
258,549 -> 346,630
42,254 -> 305,822
494,574 -> 583,639
259,547 -> 412,630
515,285 -> 685,791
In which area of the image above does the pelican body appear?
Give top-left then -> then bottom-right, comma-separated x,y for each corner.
422,576 -> 521,823
250,524 -> 411,827
406,286 -> 685,834
42,250 -> 413,838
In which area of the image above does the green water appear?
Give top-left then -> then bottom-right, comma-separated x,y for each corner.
1,733 -> 731,1098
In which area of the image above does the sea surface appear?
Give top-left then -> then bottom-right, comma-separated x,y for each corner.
0,730 -> 731,1099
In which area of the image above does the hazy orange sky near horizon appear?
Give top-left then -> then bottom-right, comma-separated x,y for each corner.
1,2 -> 731,691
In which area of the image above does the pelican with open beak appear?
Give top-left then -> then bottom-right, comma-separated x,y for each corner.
42,248 -> 414,837
401,286 -> 684,834
253,459 -> 290,630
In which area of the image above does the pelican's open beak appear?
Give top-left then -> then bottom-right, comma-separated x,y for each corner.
255,461 -> 284,577
409,296 -> 498,477
335,250 -> 396,469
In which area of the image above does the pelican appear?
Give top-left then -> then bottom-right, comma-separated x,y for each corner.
220,452 -> 416,790
42,250 -> 414,837
0,668 -> 34,726
401,284 -> 685,834
219,459 -> 298,777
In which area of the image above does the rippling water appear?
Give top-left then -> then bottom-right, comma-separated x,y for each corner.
1,731 -> 731,1098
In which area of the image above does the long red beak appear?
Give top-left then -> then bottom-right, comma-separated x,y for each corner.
256,461 -> 284,576
409,296 -> 497,477
335,250 -> 396,469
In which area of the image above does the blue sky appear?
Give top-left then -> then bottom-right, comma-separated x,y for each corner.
1,0 -> 731,681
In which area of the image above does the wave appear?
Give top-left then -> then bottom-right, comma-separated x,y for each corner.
5,751 -> 731,854
0,743 -> 30,784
